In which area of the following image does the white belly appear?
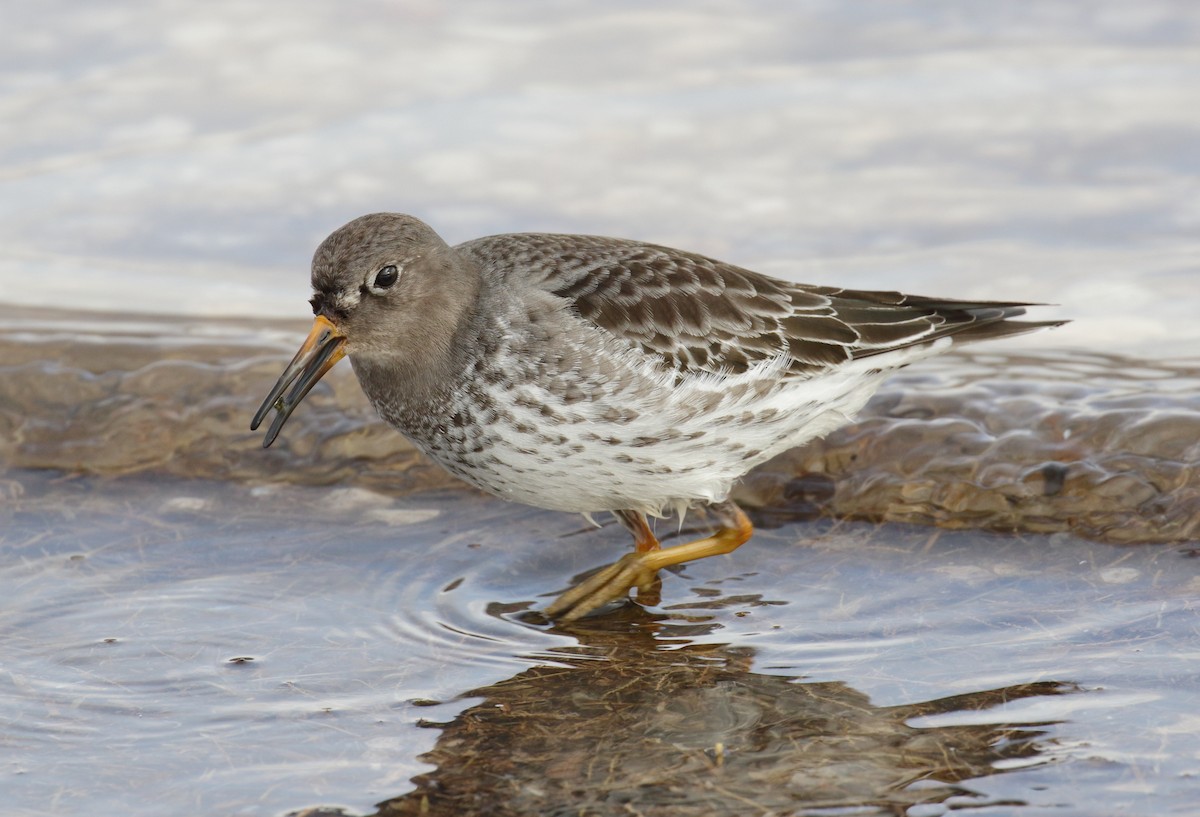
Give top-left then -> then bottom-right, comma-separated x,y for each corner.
434,341 -> 946,516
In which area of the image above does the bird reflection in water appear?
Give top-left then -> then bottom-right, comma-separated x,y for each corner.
363,603 -> 1075,817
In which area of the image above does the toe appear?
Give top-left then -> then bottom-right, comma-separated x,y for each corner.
545,553 -> 658,622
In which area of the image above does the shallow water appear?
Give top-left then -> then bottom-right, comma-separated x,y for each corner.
3,469 -> 1198,816
1,313 -> 1198,815
3,2 -> 1200,814
5,307 -> 1196,544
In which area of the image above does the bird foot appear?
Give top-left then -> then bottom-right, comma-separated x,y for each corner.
544,501 -> 752,622
544,553 -> 661,622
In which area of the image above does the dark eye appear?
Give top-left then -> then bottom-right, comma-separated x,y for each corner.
374,265 -> 399,289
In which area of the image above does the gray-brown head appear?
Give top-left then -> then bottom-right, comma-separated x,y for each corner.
251,213 -> 481,447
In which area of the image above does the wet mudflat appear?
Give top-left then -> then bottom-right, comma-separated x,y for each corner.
1,313 -> 1197,816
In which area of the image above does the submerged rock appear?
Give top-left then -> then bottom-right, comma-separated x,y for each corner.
2,306 -> 1197,544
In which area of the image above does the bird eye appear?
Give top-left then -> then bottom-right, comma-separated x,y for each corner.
373,265 -> 399,289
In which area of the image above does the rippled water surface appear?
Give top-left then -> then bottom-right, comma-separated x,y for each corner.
3,1 -> 1199,815
3,467 -> 1199,816
1,312 -> 1198,815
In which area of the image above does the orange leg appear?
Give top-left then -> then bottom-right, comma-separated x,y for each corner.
614,509 -> 660,552
613,509 -> 662,605
545,501 -> 754,622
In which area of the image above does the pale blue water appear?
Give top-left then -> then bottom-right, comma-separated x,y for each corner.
4,470 -> 1199,816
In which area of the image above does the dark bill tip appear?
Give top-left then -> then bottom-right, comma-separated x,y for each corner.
251,316 -> 346,447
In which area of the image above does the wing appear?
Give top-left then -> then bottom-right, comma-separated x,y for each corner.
457,233 -> 1059,378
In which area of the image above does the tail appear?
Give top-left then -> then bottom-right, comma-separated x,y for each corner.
914,298 -> 1066,344
835,290 -> 1068,360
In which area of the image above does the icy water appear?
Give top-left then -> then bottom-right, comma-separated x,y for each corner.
3,1 -> 1200,816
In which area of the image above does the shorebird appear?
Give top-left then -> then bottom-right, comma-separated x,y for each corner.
252,213 -> 1061,621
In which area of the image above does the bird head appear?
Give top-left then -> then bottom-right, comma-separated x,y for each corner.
250,213 -> 474,447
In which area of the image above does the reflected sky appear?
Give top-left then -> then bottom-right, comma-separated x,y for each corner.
3,469 -> 1198,816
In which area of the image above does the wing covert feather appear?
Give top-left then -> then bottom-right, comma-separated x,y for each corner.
457,233 -> 1047,378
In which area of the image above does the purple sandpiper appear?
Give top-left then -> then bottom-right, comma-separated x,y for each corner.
252,213 -> 1063,621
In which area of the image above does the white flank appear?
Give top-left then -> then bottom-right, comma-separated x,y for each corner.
473,330 -> 954,516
